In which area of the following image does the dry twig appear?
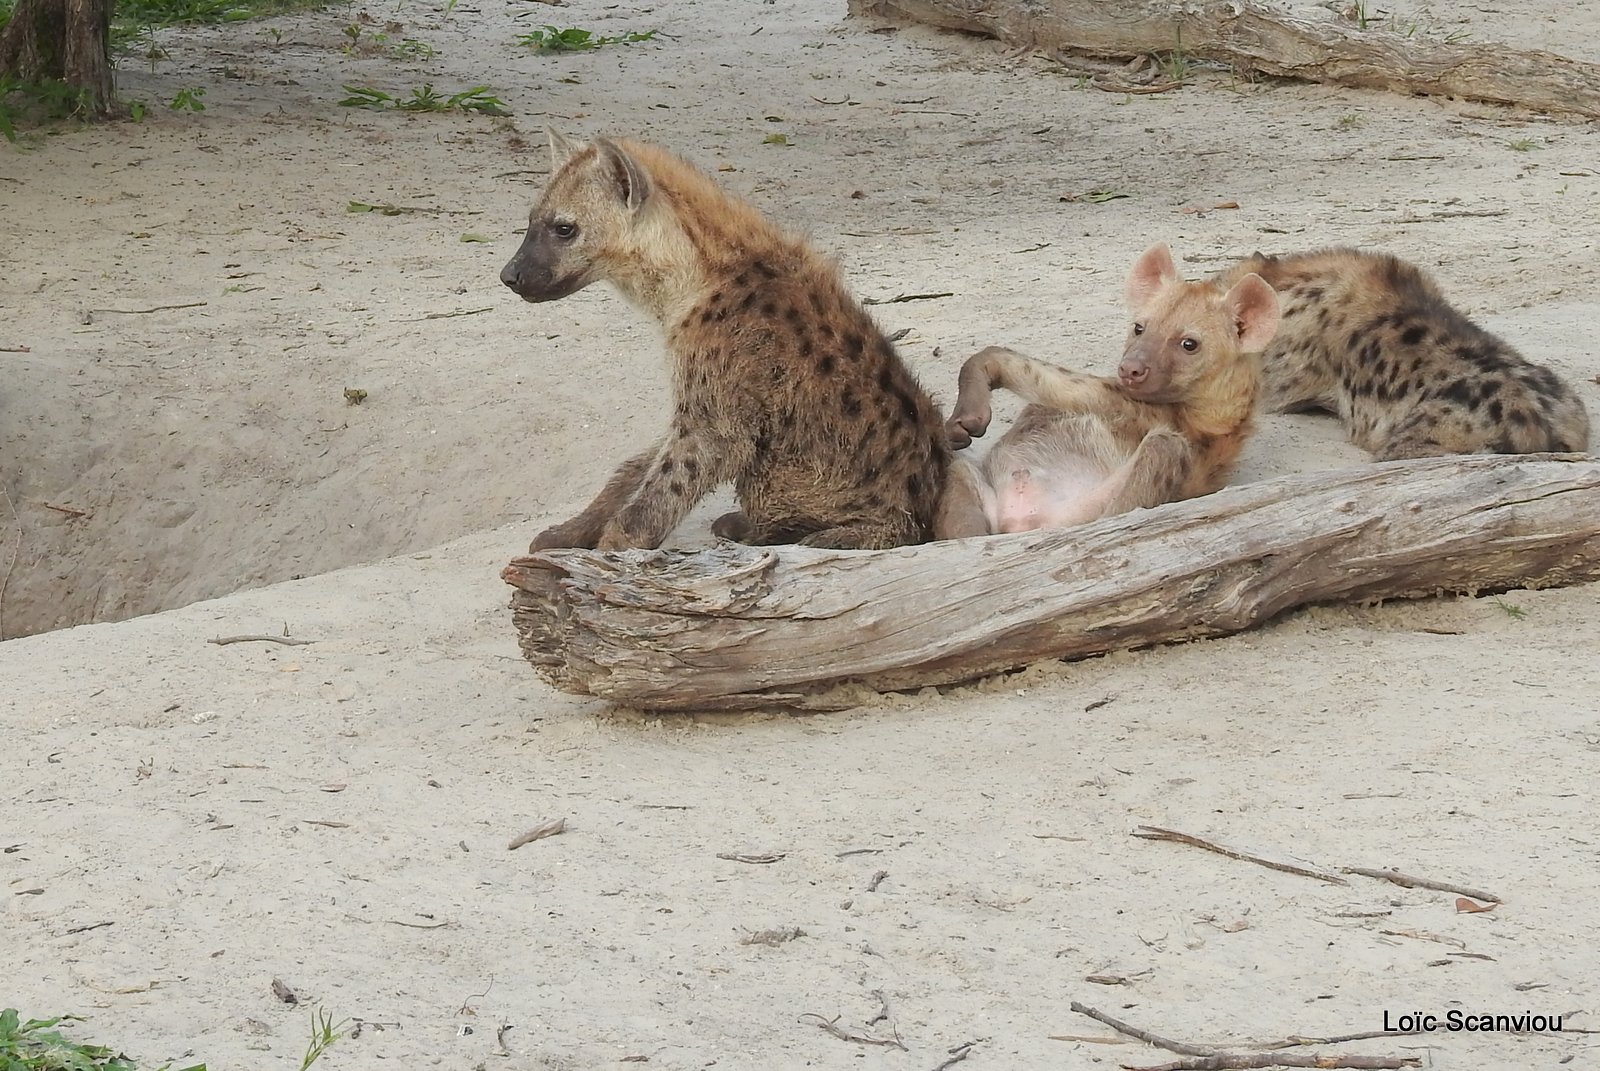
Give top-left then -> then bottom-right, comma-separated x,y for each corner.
1069,1003 -> 1217,1056
861,291 -> 954,305
404,306 -> 497,322
1093,78 -> 1183,93
1343,866 -> 1502,904
1255,1029 -> 1426,1049
91,302 -> 208,315
1132,826 -> 1347,884
1070,1003 -> 1418,1070
508,817 -> 566,849
932,1039 -> 981,1070
798,1013 -> 906,1050
1129,1056 -> 1416,1070
209,634 -> 314,647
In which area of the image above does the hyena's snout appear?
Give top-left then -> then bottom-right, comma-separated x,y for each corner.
499,249 -> 543,301
498,257 -> 521,290
499,241 -> 589,303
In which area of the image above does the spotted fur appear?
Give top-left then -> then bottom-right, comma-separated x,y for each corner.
501,131 -> 947,551
1219,248 -> 1590,460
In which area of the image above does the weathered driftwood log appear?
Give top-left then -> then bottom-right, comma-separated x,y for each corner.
849,0 -> 1600,120
504,455 -> 1600,712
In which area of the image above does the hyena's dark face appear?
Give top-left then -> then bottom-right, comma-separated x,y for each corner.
499,210 -> 595,303
500,132 -> 652,303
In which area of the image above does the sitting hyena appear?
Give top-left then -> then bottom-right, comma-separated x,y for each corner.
500,130 -> 948,551
1217,248 -> 1590,459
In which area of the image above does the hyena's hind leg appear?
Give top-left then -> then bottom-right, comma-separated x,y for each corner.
1101,428 -> 1194,516
711,511 -> 826,546
1373,405 -> 1485,460
800,519 -> 923,551
933,458 -> 996,540
1260,349 -> 1338,415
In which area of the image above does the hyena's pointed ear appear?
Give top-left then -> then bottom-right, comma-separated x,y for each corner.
546,127 -> 584,172
594,137 -> 653,213
1224,272 -> 1281,353
1125,243 -> 1180,309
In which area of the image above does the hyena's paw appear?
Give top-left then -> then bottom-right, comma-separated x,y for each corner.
710,511 -> 755,542
528,521 -> 594,553
945,406 -> 991,450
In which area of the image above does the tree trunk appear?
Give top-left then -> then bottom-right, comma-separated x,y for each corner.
503,455 -> 1600,712
849,0 -> 1600,120
0,0 -> 116,118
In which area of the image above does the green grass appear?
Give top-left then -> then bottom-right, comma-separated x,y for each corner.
1494,598 -> 1528,619
0,1008 -> 205,1071
108,0 -> 328,49
338,83 -> 510,116
515,25 -> 657,52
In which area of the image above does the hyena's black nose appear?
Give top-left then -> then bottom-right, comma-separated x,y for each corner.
499,261 -> 520,289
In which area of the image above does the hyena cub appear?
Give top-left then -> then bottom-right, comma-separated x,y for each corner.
937,244 -> 1280,537
500,131 -> 948,552
1220,248 -> 1590,459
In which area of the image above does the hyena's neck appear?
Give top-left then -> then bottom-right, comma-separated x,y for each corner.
1183,362 -> 1258,436
605,208 -> 711,328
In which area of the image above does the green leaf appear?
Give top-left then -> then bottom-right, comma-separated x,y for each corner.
458,232 -> 492,243
762,133 -> 789,145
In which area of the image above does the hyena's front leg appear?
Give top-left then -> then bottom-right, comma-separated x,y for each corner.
530,444 -> 659,551
598,425 -> 736,551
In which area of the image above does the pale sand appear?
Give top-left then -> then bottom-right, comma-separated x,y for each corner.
2,0 -> 1598,1066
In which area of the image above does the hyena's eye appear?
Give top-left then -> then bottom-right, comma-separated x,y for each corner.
550,221 -> 579,242
1131,322 -> 1145,335
1180,337 -> 1200,352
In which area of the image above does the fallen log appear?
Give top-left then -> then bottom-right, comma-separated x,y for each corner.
849,0 -> 1600,120
503,454 -> 1600,712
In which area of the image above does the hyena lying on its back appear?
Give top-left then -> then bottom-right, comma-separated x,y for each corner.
500,131 -> 948,552
1218,248 -> 1590,459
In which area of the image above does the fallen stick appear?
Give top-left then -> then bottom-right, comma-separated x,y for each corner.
1070,1004 -> 1419,1070
849,0 -> 1600,119
507,817 -> 566,849
1094,79 -> 1184,94
1132,826 -> 1348,885
208,634 -> 315,647
1129,1056 -> 1417,1070
42,502 -> 92,518
1257,1029 -> 1427,1049
1343,867 -> 1503,904
504,455 -> 1600,712
0,345 -> 30,353
861,291 -> 955,305
91,302 -> 207,314
798,1013 -> 906,1050
1069,1003 -> 1218,1056
408,306 -> 497,322
1388,209 -> 1510,223
932,1040 -> 980,1070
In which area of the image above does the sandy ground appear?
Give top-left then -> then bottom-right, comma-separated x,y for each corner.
3,0 -> 1600,1067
